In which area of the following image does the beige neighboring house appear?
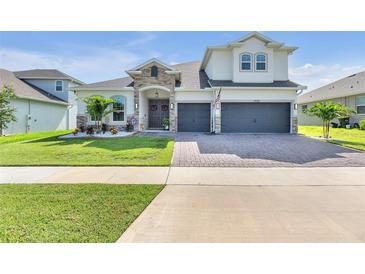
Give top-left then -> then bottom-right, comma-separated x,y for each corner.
298,71 -> 365,126
0,69 -> 83,135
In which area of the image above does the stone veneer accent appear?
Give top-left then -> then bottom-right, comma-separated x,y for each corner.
213,102 -> 221,133
133,62 -> 177,132
291,116 -> 298,134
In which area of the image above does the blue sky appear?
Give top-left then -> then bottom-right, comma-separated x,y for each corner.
1,31 -> 365,90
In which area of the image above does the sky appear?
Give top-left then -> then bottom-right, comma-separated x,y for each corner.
1,31 -> 365,91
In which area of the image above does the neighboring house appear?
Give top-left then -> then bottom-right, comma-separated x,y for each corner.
0,69 -> 84,134
298,71 -> 365,126
74,32 -> 304,133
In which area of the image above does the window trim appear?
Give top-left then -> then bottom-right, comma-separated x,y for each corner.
356,95 -> 365,114
55,80 -> 64,92
111,95 -> 126,122
254,52 -> 268,72
239,53 -> 253,72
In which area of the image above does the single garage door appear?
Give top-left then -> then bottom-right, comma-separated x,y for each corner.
221,102 -> 290,133
178,103 -> 211,132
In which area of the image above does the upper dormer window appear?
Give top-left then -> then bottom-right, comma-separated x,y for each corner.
55,80 -> 63,91
240,53 -> 252,71
151,65 -> 158,77
255,53 -> 267,71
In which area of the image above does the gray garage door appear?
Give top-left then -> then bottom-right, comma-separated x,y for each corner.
178,103 -> 211,132
221,102 -> 290,133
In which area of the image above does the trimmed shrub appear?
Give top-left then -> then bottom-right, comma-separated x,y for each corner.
359,119 -> 365,130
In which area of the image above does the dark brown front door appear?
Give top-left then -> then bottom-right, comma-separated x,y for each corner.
148,99 -> 169,129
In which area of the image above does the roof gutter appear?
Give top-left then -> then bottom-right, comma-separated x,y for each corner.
72,87 -> 134,91
16,95 -> 69,106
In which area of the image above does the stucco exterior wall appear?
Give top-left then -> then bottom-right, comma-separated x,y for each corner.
24,79 -> 78,129
205,50 -> 233,80
273,50 -> 289,81
175,90 -> 214,102
232,38 -> 274,83
75,90 -> 134,126
220,88 -> 297,102
205,37 -> 289,84
4,98 -> 68,135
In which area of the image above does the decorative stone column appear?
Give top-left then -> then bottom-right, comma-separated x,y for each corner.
292,116 -> 298,134
169,87 -> 176,132
133,87 -> 140,131
214,102 -> 221,133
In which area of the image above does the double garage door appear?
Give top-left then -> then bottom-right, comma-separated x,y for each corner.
177,102 -> 290,133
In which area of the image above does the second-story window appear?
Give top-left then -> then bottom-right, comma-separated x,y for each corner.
255,53 -> 267,71
240,53 -> 252,71
55,80 -> 63,91
151,66 -> 158,77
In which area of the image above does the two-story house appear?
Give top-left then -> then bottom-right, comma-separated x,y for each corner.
0,69 -> 83,134
74,32 -> 304,133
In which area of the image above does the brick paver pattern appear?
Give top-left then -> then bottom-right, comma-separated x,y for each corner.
171,133 -> 365,167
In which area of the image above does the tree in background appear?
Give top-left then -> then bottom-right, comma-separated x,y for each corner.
304,101 -> 354,139
336,104 -> 356,128
83,96 -> 114,131
0,85 -> 17,136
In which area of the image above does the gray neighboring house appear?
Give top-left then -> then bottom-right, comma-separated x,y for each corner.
0,69 -> 84,135
298,71 -> 365,126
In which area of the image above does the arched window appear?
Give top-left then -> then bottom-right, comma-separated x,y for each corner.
255,53 -> 267,71
151,65 -> 158,77
111,96 -> 125,122
240,53 -> 252,71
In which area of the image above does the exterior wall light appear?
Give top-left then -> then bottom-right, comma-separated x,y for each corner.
135,103 -> 138,109
170,103 -> 174,110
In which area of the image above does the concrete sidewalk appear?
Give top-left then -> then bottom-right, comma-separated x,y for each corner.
1,166 -> 365,185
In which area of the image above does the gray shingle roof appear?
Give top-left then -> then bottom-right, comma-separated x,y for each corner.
208,80 -> 300,88
0,69 -> 67,105
74,60 -> 300,90
14,69 -> 84,85
298,70 -> 365,104
73,76 -> 134,89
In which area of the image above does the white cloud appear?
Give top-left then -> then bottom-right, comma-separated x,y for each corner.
124,32 -> 157,48
0,46 -> 158,83
289,63 -> 364,92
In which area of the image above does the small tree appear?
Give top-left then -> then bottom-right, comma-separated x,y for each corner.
0,85 -> 17,135
83,96 -> 114,131
304,101 -> 352,139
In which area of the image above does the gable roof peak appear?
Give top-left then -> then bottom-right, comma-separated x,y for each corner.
232,31 -> 277,44
127,58 -> 177,72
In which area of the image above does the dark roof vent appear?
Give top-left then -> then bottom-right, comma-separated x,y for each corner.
348,74 -> 357,78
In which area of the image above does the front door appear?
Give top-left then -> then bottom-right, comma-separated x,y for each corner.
148,99 -> 169,129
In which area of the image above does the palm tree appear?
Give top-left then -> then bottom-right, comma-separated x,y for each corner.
304,101 -> 354,139
83,96 -> 115,131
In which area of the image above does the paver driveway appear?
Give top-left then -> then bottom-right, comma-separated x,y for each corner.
172,133 -> 365,167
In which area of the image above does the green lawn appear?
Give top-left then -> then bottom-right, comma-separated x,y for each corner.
0,130 -> 72,144
0,130 -> 174,166
0,184 -> 163,243
299,126 -> 365,151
